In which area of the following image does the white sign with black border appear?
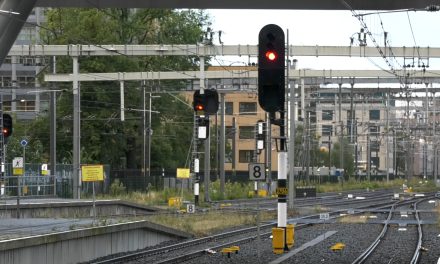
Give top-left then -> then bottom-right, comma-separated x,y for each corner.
13,157 -> 24,168
187,204 -> 195,214
319,213 -> 330,220
249,163 -> 266,181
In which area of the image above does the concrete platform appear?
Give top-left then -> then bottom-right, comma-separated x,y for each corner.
0,198 -> 158,218
0,220 -> 191,264
0,198 -> 190,264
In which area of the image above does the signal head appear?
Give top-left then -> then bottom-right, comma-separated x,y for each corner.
2,113 -> 12,139
258,24 -> 285,113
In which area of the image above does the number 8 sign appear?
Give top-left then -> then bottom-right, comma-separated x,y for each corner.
249,163 -> 266,181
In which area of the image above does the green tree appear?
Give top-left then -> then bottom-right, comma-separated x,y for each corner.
5,115 -> 45,164
26,8 -> 211,171
330,138 -> 355,177
293,125 -> 354,178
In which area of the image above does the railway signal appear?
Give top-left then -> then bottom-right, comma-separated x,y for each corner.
193,90 -> 205,112
3,113 -> 12,140
192,89 -> 219,115
258,24 -> 285,113
258,24 -> 289,253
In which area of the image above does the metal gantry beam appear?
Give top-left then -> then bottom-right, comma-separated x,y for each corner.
8,44 -> 440,58
44,69 -> 440,83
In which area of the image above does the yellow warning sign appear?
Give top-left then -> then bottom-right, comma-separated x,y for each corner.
41,164 -> 48,175
13,168 -> 23,176
81,165 -> 104,182
176,168 -> 190,179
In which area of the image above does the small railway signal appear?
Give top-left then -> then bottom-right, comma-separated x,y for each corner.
3,113 -> 12,140
193,89 -> 219,114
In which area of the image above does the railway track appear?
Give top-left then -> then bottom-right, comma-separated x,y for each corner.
352,196 -> 437,264
92,192 -> 405,264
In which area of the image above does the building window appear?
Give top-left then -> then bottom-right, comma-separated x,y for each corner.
225,145 -> 232,163
369,110 -> 380,120
239,102 -> 257,115
347,110 -> 356,120
1,76 -> 11,87
371,157 -> 380,170
3,101 -> 35,112
226,126 -> 234,140
322,125 -> 333,136
370,140 -> 380,152
239,126 -> 254,139
369,126 -> 379,134
225,102 -> 233,115
18,101 -> 35,111
239,150 -> 254,163
322,110 -> 333,120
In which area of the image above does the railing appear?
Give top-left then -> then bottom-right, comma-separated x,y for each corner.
1,175 -> 55,197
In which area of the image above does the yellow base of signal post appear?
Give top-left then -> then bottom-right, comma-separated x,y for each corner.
272,224 -> 294,253
272,228 -> 285,254
286,224 -> 295,249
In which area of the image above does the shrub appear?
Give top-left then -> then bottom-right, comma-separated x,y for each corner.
208,180 -> 253,200
110,179 -> 126,196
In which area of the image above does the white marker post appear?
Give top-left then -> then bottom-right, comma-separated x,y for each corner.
194,158 -> 200,206
278,151 -> 288,251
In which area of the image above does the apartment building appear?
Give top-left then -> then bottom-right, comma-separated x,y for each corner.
0,7 -> 47,120
313,89 -> 396,175
184,89 -> 279,178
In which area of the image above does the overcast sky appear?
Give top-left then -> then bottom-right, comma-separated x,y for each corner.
207,9 -> 440,71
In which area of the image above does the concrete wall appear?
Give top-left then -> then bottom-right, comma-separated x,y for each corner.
0,200 -> 157,218
0,220 -> 190,264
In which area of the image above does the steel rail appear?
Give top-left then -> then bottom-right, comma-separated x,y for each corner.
351,201 -> 398,264
96,197 -> 401,264
352,197 -> 431,264
409,196 -> 435,264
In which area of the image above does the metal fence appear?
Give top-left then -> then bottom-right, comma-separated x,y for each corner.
0,163 -> 404,199
1,163 -> 57,198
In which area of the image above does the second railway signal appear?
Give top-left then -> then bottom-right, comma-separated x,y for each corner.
193,89 -> 219,115
258,24 -> 285,113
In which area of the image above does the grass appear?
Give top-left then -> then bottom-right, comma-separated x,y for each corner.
92,178 -> 440,207
315,178 -> 438,193
84,179 -> 440,237
96,187 -> 194,206
147,210 -> 277,237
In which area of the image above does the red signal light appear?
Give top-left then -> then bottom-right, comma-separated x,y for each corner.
195,104 -> 204,111
3,128 -> 9,137
265,51 -> 277,61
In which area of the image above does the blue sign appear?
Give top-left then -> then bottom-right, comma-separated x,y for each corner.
20,139 -> 28,147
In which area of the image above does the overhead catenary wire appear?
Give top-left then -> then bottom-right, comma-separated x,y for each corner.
339,0 -> 435,95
